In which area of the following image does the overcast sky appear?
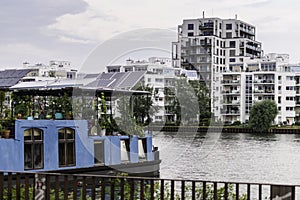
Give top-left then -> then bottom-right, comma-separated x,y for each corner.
1,0 -> 300,72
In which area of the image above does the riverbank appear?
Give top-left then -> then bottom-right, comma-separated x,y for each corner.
148,125 -> 300,134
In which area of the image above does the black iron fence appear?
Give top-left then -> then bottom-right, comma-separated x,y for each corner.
0,172 -> 297,199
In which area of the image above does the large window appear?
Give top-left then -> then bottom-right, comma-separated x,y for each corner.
138,139 -> 147,161
24,128 -> 44,170
187,24 -> 194,30
94,140 -> 104,164
120,139 -> 130,162
58,128 -> 75,167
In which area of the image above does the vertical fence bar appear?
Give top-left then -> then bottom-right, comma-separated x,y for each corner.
160,179 -> 165,200
236,183 -> 239,200
213,182 -> 217,200
150,179 -> 154,200
247,184 -> 250,200
24,173 -> 29,200
110,178 -> 115,200
0,172 -> 3,200
258,184 -> 262,200
16,173 -> 21,200
64,175 -> 69,200
46,174 -> 51,200
7,172 -> 12,200
224,183 -> 228,200
55,175 -> 59,200
192,181 -> 196,200
140,179 -> 145,200
203,181 -> 206,200
181,180 -> 185,200
130,179 -> 135,200
101,178 -> 106,200
82,176 -> 87,200
171,180 -> 175,200
73,176 -> 78,200
91,177 -> 96,200
120,178 -> 125,200
292,186 -> 295,200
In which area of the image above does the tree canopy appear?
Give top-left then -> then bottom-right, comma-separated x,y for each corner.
249,100 -> 278,133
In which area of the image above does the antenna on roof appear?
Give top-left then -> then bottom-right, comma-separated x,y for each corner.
203,11 -> 205,19
235,14 -> 237,20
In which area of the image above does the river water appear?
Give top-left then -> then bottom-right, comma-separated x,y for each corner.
153,131 -> 300,185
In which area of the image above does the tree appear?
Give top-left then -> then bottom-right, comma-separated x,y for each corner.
249,100 -> 278,133
189,80 -> 211,125
165,78 -> 211,125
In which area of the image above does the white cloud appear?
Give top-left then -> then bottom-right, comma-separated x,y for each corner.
58,35 -> 92,44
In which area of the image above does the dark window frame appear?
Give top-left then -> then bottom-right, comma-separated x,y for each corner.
24,128 -> 44,170
58,128 -> 76,167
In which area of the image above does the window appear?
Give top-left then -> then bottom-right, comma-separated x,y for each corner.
188,32 -> 194,36
229,41 -> 236,48
229,58 -> 236,62
138,139 -> 147,161
226,24 -> 232,30
286,86 -> 294,90
120,139 -> 130,162
94,140 -> 104,164
229,50 -> 236,56
286,76 -> 294,81
155,78 -> 163,83
58,128 -> 75,167
286,96 -> 294,101
24,128 -> 44,170
188,24 -> 194,30
286,107 -> 294,111
226,32 -> 232,38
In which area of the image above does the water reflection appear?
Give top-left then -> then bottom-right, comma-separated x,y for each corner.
153,132 -> 300,185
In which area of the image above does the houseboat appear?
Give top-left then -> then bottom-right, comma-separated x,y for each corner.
0,78 -> 160,177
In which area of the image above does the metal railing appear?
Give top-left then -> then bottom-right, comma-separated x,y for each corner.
0,172 -> 298,199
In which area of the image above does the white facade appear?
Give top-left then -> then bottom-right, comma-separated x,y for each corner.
172,17 -> 262,120
218,54 -> 296,125
23,60 -> 77,80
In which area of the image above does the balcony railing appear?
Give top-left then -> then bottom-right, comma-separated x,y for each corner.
0,172 -> 297,200
222,80 -> 240,84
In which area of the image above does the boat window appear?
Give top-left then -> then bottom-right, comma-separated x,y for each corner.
58,128 -> 75,167
94,140 -> 104,165
24,128 -> 44,170
138,138 -> 147,161
120,139 -> 130,162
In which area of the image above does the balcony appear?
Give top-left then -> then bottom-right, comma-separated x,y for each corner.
221,110 -> 240,115
223,100 -> 240,105
254,90 -> 274,94
253,79 -> 274,84
222,90 -> 240,95
222,80 -> 240,85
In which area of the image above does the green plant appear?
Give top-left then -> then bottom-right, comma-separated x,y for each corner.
232,120 -> 241,126
98,92 -> 109,129
249,100 -> 278,133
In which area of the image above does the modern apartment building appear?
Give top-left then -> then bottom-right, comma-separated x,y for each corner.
172,16 -> 263,120
172,16 -> 300,125
23,60 -> 77,80
219,53 -> 296,125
